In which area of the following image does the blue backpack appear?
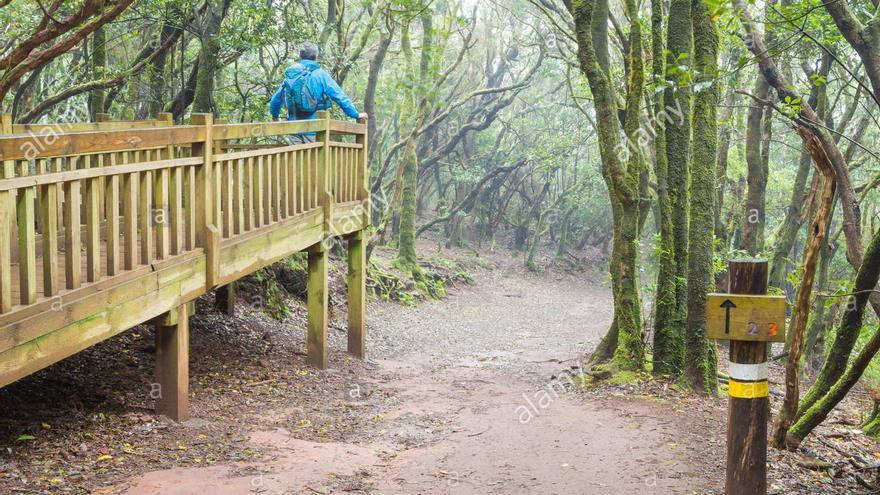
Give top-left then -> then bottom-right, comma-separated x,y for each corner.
282,64 -> 324,117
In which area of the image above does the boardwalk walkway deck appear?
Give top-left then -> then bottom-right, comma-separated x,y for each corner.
0,112 -> 369,421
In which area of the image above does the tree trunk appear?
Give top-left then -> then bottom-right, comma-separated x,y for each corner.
651,0 -> 681,376
767,150 -> 812,288
804,217 -> 838,367
364,28 -> 391,169
863,399 -> 880,439
768,55 -> 831,289
147,16 -> 182,117
88,27 -> 106,121
570,0 -> 645,370
657,0 -> 693,374
192,0 -> 228,113
714,90 -> 736,248
741,74 -> 769,254
683,0 -> 718,393
394,15 -> 422,271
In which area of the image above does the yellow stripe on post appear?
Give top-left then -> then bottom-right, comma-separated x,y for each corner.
729,379 -> 769,399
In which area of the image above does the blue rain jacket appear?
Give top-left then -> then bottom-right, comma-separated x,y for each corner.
269,59 -> 360,123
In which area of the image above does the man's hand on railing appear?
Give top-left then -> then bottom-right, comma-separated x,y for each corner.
358,113 -> 368,120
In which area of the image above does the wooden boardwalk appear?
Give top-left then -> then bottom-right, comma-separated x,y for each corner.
0,112 -> 369,421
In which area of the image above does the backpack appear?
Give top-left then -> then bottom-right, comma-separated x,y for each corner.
282,64 -> 324,117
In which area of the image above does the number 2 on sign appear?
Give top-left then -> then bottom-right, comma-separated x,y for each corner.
747,322 -> 757,336
768,323 -> 778,336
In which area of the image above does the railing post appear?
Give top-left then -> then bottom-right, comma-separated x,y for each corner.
157,112 -> 175,158
356,117 -> 368,198
0,115 -> 14,312
316,111 -> 333,234
191,113 -> 220,288
356,116 -> 370,227
191,113 -> 213,248
96,113 -> 112,123
1,114 -> 13,179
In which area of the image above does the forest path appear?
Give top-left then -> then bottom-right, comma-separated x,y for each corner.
109,254 -> 723,494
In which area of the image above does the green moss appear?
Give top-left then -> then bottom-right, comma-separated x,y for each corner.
580,361 -> 650,388
608,370 -> 641,386
863,403 -> 880,439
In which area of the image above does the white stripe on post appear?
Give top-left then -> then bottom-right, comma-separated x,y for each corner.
728,362 -> 768,382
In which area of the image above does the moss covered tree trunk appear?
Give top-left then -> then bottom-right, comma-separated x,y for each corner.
570,0 -> 645,370
396,143 -> 420,269
662,0 -> 693,367
394,18 -> 420,271
650,0 -> 682,376
862,399 -> 880,439
683,0 -> 718,393
590,196 -> 623,364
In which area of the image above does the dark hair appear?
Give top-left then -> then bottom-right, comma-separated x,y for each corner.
300,42 -> 318,61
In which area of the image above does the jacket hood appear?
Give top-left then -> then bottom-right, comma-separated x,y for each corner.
284,60 -> 321,78
284,64 -> 305,78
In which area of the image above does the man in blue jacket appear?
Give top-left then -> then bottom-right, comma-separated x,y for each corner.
269,42 -> 366,143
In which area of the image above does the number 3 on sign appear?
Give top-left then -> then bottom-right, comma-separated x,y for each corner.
768,323 -> 778,337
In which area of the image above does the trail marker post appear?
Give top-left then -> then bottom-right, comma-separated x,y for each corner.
707,259 -> 786,495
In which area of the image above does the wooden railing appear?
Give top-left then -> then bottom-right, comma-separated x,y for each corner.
0,112 -> 369,420
0,112 -> 367,314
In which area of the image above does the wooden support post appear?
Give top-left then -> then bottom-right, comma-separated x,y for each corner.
96,113 -> 112,123
307,241 -> 329,369
726,258 -> 769,495
155,304 -> 189,422
215,282 -> 236,316
346,230 -> 366,357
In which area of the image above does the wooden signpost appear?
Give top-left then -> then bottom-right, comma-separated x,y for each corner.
707,259 -> 786,495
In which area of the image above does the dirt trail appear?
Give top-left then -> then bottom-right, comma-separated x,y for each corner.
106,257 -> 723,494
